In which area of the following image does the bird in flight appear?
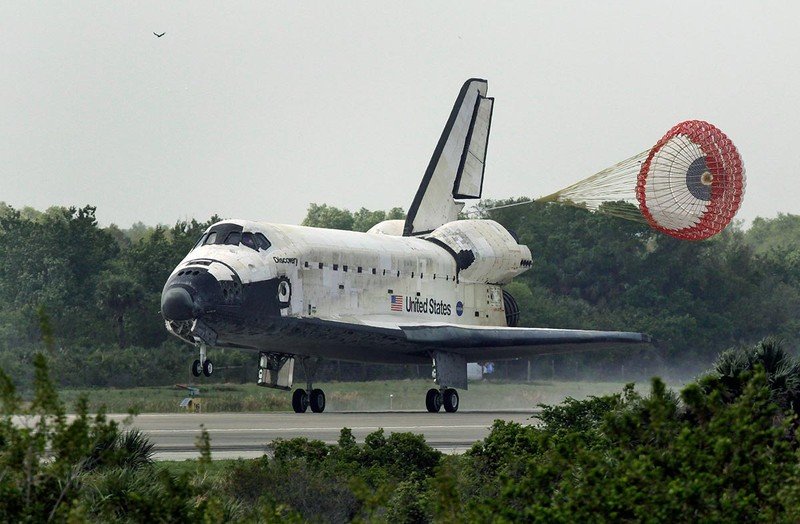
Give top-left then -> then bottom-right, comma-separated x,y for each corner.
154,32 -> 165,38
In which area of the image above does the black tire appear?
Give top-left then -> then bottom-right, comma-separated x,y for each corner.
191,359 -> 202,377
425,388 -> 442,413
292,389 -> 308,413
309,389 -> 326,413
443,388 -> 459,413
202,359 -> 213,377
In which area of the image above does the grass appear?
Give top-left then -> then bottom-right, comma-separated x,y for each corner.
158,459 -> 237,479
56,379 -> 650,413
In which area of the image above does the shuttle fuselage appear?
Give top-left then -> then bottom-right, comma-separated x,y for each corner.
163,218 -> 532,364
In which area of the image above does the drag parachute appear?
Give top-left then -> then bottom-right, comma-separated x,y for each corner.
533,120 -> 745,241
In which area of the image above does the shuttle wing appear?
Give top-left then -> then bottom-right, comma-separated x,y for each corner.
288,317 -> 651,362
404,78 -> 494,236
397,323 -> 652,361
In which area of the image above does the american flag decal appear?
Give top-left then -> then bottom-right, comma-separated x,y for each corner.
390,294 -> 404,312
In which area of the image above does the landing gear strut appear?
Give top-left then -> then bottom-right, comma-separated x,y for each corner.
291,357 -> 326,413
191,343 -> 213,377
425,388 -> 459,413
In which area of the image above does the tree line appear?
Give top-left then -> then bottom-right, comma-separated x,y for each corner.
0,200 -> 799,387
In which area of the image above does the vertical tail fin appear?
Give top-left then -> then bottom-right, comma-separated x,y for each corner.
404,79 -> 494,236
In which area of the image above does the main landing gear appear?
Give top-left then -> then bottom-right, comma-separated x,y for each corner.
254,352 -> 324,414
191,343 -> 213,377
291,388 -> 326,413
426,388 -> 459,413
292,357 -> 326,413
426,351 -> 465,413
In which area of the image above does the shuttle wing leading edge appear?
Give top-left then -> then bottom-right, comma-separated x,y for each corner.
404,79 -> 494,236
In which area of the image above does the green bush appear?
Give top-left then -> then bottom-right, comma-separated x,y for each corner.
0,353 -> 233,522
447,340 -> 800,522
218,428 -> 443,522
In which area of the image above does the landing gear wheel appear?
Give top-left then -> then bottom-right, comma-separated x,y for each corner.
292,389 -> 309,413
309,389 -> 326,413
202,359 -> 213,377
443,388 -> 459,413
191,359 -> 202,377
426,388 -> 442,413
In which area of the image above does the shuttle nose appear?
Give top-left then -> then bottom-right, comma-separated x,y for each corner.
161,262 -> 244,323
161,287 -> 195,321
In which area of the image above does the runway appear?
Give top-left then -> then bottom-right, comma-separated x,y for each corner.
113,410 -> 538,460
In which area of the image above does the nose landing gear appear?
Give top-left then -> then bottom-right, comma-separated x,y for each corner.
191,343 -> 213,377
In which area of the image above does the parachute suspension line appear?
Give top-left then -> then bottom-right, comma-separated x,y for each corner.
479,151 -> 650,223
536,150 -> 649,223
481,120 -> 745,241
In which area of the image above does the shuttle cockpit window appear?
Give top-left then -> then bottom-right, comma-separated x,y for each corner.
224,231 -> 241,245
196,227 -> 270,251
241,232 -> 257,251
254,233 -> 272,251
192,233 -> 207,250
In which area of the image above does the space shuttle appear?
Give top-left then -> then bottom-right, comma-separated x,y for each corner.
160,79 -> 650,414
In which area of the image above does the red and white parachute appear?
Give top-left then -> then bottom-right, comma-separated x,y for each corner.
636,121 -> 744,240
533,120 -> 745,241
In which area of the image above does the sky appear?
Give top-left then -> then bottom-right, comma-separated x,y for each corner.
1,2 -> 798,229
